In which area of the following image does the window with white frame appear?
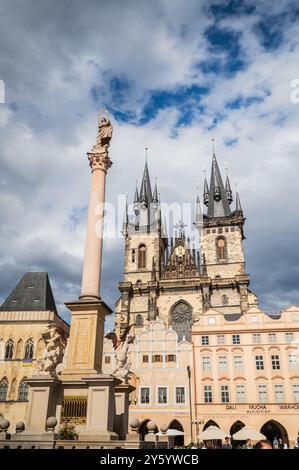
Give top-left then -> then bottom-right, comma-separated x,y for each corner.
268,333 -> 277,343
274,384 -> 284,402
258,384 -> 268,403
204,385 -> 213,403
253,333 -> 261,344
232,334 -> 240,345
236,384 -> 246,403
255,355 -> 264,370
140,387 -> 150,404
202,356 -> 211,371
293,384 -> 299,403
289,354 -> 297,369
201,336 -> 209,346
218,356 -> 227,370
158,387 -> 167,404
208,317 -> 216,325
271,355 -> 280,370
220,385 -> 230,403
175,387 -> 185,404
217,335 -> 225,345
233,355 -> 243,369
285,332 -> 294,343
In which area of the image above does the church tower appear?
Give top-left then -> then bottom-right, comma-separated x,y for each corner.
198,151 -> 258,314
116,160 -> 168,334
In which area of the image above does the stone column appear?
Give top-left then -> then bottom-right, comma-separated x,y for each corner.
62,112 -> 113,378
80,149 -> 112,300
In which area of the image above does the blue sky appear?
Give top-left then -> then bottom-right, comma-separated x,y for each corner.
0,0 -> 299,327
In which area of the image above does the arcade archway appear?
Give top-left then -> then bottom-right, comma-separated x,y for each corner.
168,419 -> 184,447
261,420 -> 289,447
203,419 -> 219,430
230,420 -> 245,448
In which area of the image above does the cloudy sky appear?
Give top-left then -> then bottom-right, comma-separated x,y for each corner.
0,0 -> 299,327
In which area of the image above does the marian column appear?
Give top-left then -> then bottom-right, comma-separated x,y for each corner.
62,110 -> 114,377
80,111 -> 113,299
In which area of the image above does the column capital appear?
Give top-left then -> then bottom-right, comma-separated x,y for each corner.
87,148 -> 113,173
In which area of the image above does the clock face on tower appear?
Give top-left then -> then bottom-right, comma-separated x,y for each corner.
175,245 -> 186,257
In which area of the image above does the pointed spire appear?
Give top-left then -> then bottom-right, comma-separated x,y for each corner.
153,177 -> 158,204
207,152 -> 231,218
139,159 -> 153,205
235,191 -> 242,212
225,175 -> 233,204
195,195 -> 202,228
203,177 -> 209,206
122,196 -> 129,235
134,181 -> 139,203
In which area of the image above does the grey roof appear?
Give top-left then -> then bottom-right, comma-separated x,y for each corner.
0,272 -> 57,313
207,154 -> 231,218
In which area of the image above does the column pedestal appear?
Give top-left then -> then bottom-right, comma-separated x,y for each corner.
115,383 -> 135,439
61,298 -> 112,379
78,375 -> 120,441
23,375 -> 59,436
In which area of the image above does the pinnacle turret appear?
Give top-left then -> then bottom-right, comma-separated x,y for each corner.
225,175 -> 233,204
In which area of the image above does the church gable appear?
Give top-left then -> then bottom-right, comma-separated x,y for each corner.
162,237 -> 199,280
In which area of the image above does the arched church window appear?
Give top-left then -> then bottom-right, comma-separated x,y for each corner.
136,314 -> 144,328
138,245 -> 146,269
24,338 -> 34,361
5,339 -> 14,360
171,302 -> 193,342
19,378 -> 29,401
216,237 -> 227,261
0,377 -> 8,401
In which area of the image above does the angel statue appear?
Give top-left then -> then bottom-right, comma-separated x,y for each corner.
105,324 -> 135,383
37,323 -> 68,377
97,108 -> 113,151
